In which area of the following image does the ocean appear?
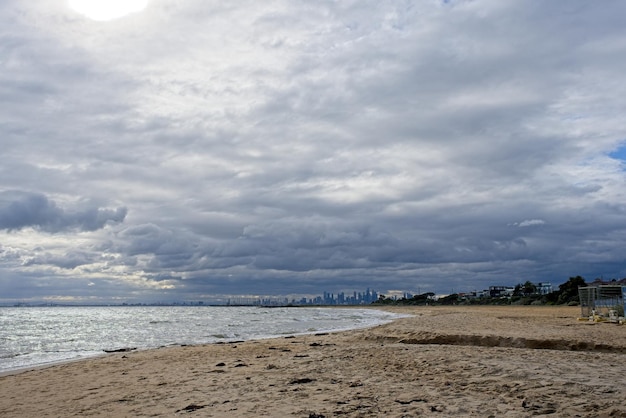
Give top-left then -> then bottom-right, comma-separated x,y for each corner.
0,305 -> 402,374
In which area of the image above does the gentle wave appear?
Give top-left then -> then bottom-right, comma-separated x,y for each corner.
0,306 -> 404,373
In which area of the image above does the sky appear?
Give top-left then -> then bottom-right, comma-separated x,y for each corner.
1,0 -> 626,304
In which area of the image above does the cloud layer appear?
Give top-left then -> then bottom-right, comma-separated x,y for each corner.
1,0 -> 626,303
0,191 -> 126,232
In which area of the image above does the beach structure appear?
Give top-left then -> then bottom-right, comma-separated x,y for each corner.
578,285 -> 626,323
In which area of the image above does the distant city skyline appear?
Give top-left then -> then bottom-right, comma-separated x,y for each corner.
3,280 -> 566,307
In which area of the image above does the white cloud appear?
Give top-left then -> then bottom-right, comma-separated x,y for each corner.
517,220 -> 546,228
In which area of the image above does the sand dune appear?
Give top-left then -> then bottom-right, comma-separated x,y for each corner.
1,306 -> 625,417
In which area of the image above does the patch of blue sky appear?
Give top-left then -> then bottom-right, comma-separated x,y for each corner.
608,143 -> 626,162
608,143 -> 626,172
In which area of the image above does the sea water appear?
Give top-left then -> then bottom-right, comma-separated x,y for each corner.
0,306 -> 402,373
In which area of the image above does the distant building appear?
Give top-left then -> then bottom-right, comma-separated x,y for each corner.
489,286 -> 515,298
535,282 -> 553,295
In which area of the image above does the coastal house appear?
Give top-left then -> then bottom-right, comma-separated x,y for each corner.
535,282 -> 553,295
489,286 -> 515,298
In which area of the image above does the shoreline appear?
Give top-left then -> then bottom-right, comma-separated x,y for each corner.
0,306 -> 404,377
1,305 -> 625,417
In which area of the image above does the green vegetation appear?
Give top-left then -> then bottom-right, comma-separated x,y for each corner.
372,276 -> 590,306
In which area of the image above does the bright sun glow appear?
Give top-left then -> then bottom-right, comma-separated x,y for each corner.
68,0 -> 149,21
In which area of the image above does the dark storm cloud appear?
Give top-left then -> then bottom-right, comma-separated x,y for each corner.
22,250 -> 95,269
0,191 -> 127,232
115,223 -> 201,269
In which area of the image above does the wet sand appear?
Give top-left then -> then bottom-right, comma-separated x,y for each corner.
1,305 -> 625,417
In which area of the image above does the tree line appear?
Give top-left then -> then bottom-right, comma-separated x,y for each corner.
373,276 -> 589,306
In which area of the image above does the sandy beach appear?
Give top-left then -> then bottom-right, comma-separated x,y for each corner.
1,305 -> 625,417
